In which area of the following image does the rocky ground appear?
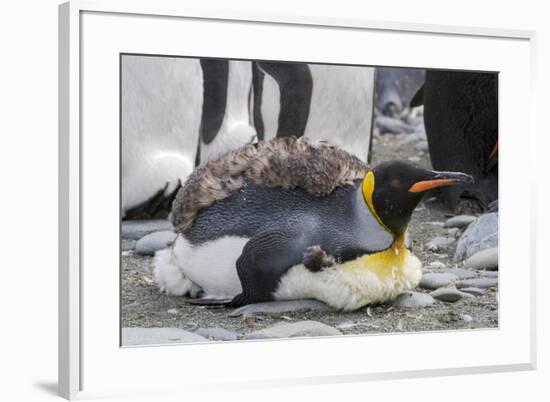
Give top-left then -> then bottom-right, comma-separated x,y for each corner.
121,115 -> 499,345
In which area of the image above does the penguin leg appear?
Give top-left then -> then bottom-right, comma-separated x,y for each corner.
256,62 -> 313,138
229,227 -> 312,307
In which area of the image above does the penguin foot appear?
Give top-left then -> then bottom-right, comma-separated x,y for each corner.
303,245 -> 335,272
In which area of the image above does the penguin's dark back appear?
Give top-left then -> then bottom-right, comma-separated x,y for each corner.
423,70 -> 498,209
171,137 -> 368,233
184,179 -> 359,246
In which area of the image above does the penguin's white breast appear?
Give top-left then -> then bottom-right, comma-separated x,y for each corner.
274,250 -> 422,311
173,235 -> 248,298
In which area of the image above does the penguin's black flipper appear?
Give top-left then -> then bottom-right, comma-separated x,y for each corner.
229,226 -> 314,307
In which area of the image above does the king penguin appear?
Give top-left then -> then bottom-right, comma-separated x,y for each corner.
154,137 -> 472,311
410,70 -> 498,211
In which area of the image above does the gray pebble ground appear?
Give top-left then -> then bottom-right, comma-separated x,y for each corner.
121,119 -> 498,345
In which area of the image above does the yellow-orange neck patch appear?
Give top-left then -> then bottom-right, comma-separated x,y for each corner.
361,171 -> 392,234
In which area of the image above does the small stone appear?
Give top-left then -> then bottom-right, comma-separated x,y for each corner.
419,273 -> 459,290
464,248 -> 498,270
335,321 -> 359,330
122,239 -> 136,251
447,228 -> 461,238
167,308 -> 178,315
375,115 -> 415,134
229,299 -> 331,318
457,278 -> 498,289
440,268 -> 477,279
430,236 -> 456,247
460,287 -> 485,297
122,327 -> 207,345
425,242 -> 438,252
444,215 -> 477,229
425,261 -> 446,269
391,291 -> 434,308
480,271 -> 498,278
454,213 -> 498,261
196,327 -> 239,341
135,230 -> 177,256
121,219 -> 173,240
244,321 -> 342,339
430,287 -> 474,302
461,314 -> 473,322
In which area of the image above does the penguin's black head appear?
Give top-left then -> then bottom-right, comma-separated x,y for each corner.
362,160 -> 474,236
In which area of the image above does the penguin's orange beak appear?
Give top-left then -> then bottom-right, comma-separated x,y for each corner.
408,171 -> 473,193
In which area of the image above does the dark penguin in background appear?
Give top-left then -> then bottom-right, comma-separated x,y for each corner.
410,70 -> 498,211
154,137 -> 472,311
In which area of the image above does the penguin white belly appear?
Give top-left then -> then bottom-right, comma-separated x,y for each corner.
155,235 -> 247,298
274,248 -> 422,311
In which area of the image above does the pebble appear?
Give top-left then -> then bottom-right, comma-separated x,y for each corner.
391,291 -> 434,308
444,215 -> 477,229
121,219 -> 173,240
430,287 -> 474,302
440,268 -> 477,279
229,299 -> 331,318
480,271 -> 499,278
122,327 -> 207,345
430,236 -> 456,247
134,230 -> 177,256
195,327 -> 239,341
461,314 -> 473,322
425,242 -> 438,252
454,213 -> 498,261
167,308 -> 178,315
457,278 -> 498,289
425,236 -> 455,251
447,228 -> 461,238
244,321 -> 342,340
425,261 -> 446,269
122,239 -> 136,251
375,115 -> 416,134
335,321 -> 360,330
460,287 -> 485,297
425,220 -> 444,226
419,273 -> 459,290
464,248 -> 498,270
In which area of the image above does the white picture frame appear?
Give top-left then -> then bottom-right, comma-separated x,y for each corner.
59,1 -> 537,400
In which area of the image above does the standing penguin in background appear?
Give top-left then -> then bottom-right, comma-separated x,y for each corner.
121,56 -> 202,219
410,70 -> 498,211
154,137 -> 472,311
198,59 -> 258,165
253,62 -> 375,163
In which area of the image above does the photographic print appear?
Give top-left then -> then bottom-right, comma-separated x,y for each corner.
120,55 -> 498,346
